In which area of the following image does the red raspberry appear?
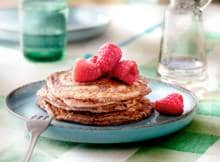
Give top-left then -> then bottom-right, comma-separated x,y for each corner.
155,93 -> 184,116
91,42 -> 122,73
89,55 -> 98,63
73,58 -> 102,82
111,60 -> 139,84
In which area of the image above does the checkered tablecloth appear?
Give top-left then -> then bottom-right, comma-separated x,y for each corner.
0,4 -> 220,162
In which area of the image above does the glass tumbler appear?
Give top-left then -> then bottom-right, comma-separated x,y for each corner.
157,0 -> 208,94
20,0 -> 68,62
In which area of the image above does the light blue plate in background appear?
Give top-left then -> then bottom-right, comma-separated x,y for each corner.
0,7 -> 111,42
6,79 -> 197,144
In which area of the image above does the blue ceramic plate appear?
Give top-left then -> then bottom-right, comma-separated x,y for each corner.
6,79 -> 197,144
0,7 -> 111,42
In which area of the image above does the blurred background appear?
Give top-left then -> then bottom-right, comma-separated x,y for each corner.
1,0 -> 220,7
1,0 -> 220,95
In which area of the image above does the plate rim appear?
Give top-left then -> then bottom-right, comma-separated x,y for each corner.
67,7 -> 111,32
0,7 -> 111,32
5,78 -> 197,131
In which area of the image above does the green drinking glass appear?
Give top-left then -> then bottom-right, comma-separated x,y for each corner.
20,0 -> 68,62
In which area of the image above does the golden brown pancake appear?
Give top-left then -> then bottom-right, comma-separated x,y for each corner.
37,98 -> 154,126
46,70 -> 151,102
37,70 -> 154,125
39,96 -> 147,113
37,86 -> 146,113
38,86 -> 116,108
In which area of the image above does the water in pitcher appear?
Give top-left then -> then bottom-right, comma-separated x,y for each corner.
158,56 -> 207,82
157,56 -> 208,95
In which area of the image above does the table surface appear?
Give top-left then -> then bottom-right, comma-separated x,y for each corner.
0,4 -> 220,162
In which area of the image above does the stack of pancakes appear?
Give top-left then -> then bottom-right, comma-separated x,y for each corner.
37,70 -> 154,125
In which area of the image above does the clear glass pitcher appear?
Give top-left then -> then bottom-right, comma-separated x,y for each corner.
157,0 -> 211,95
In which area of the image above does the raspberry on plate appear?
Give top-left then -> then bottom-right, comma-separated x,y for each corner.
155,93 -> 184,116
111,60 -> 139,85
91,42 -> 122,73
73,58 -> 102,82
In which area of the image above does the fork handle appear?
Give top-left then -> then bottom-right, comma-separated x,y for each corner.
23,133 -> 40,162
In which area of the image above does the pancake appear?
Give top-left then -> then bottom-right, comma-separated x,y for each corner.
37,98 -> 154,126
38,86 -> 116,108
37,70 -> 154,125
46,70 -> 151,102
38,86 -> 147,113
39,96 -> 148,113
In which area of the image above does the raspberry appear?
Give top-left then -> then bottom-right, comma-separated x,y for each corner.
89,55 -> 98,63
111,60 -> 139,84
155,93 -> 184,116
91,42 -> 122,73
73,58 -> 102,82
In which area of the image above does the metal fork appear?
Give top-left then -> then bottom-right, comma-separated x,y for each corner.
23,115 -> 53,162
